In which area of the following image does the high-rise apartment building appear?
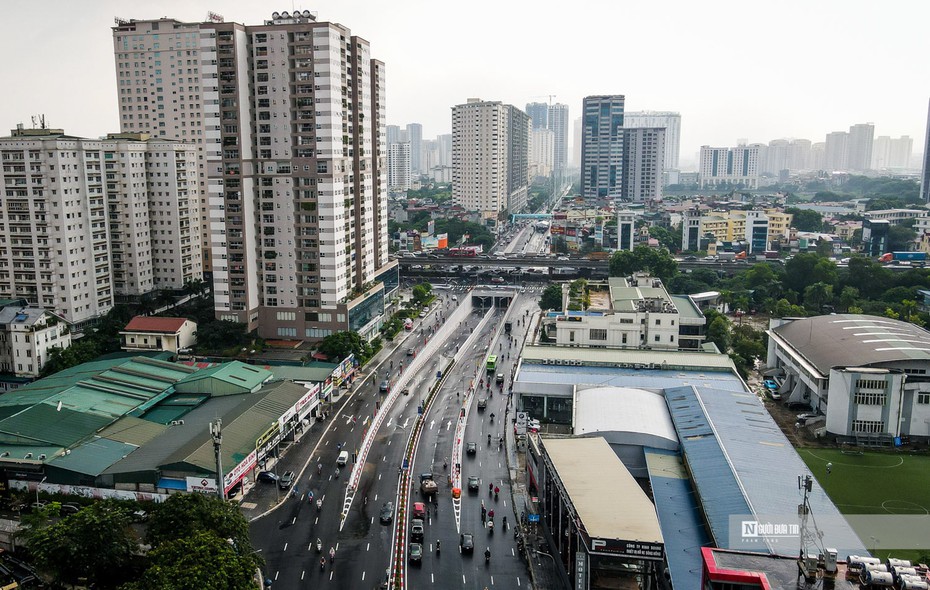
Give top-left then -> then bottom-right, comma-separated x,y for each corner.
873,135 -> 913,170
846,123 -> 874,172
811,142 -> 826,171
763,139 -> 789,175
451,99 -> 530,222
923,99 -> 930,202
437,134 -> 452,168
621,127 -> 665,203
386,125 -> 401,147
406,123 -> 422,175
623,111 -> 681,171
525,102 -> 549,130
112,18 -> 211,277
698,145 -> 761,189
548,103 -> 569,173
195,11 -> 391,340
824,131 -> 849,171
572,116 -> 582,169
787,139 -> 812,171
530,128 -> 554,180
0,127 -> 201,325
581,96 -> 625,199
388,142 -> 411,190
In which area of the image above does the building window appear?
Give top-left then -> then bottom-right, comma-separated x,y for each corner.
589,329 -> 607,341
654,334 -> 660,342
917,392 -> 930,404
854,392 -> 886,405
852,420 -> 885,434
855,379 -> 885,391
621,333 -> 627,344
655,319 -> 661,326
569,331 -> 575,342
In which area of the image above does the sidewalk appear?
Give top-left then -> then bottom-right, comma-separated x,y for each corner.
504,401 -> 569,589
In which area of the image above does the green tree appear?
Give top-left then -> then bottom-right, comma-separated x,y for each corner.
22,501 -> 137,588
838,286 -> 860,312
784,253 -> 837,296
842,256 -> 892,300
786,207 -> 824,232
774,298 -> 807,318
608,246 -> 679,283
706,316 -> 731,354
146,493 -> 253,551
411,282 -> 433,305
539,284 -> 563,311
887,225 -> 918,252
194,320 -> 250,353
128,530 -> 259,590
648,225 -> 679,251
317,331 -> 373,363
803,282 -> 834,313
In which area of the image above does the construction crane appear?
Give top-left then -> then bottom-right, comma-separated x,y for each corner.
530,94 -> 557,106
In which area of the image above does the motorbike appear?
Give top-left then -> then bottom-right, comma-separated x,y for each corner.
490,413 -> 495,423
485,549 -> 491,563
316,539 -> 323,553
488,519 -> 494,534
320,557 -> 326,572
436,540 -> 441,556
316,499 -> 323,512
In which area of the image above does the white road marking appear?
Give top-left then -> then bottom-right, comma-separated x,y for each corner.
274,571 -> 279,581
367,542 -> 370,551
301,571 -> 305,580
283,542 -> 288,551
362,571 -> 366,581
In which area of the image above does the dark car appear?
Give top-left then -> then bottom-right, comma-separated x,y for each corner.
466,442 -> 477,455
407,347 -> 415,356
410,519 -> 424,542
467,475 -> 480,491
460,533 -> 474,554
409,542 -> 423,564
257,471 -> 279,484
379,502 -> 394,524
477,398 -> 487,410
278,470 -> 296,489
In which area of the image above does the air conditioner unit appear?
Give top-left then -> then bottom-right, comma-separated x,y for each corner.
171,420 -> 185,426
542,359 -> 549,365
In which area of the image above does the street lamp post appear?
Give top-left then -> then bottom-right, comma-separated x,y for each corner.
36,476 -> 47,506
210,419 -> 225,501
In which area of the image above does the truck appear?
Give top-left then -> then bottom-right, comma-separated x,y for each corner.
879,251 -> 928,264
585,251 -> 610,261
717,251 -> 736,262
419,473 -> 438,496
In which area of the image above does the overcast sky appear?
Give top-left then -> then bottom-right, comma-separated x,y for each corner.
2,0 -> 928,168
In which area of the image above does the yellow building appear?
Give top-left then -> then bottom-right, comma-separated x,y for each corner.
698,209 -> 793,246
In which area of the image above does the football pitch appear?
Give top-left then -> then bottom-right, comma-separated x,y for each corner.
799,447 -> 930,561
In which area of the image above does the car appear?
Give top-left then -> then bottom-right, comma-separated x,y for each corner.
763,379 -> 778,390
477,398 -> 487,410
460,533 -> 475,554
786,401 -> 810,411
406,347 -> 415,356
495,373 -> 504,384
278,470 -> 296,489
412,502 -> 426,519
402,388 -> 410,396
490,277 -> 505,284
557,256 -> 570,261
379,380 -> 390,393
466,442 -> 477,455
380,502 -> 394,524
410,519 -> 424,542
257,471 -> 279,484
418,311 -> 427,318
467,475 -> 480,491
408,542 -> 423,564
685,255 -> 698,261
60,502 -> 81,515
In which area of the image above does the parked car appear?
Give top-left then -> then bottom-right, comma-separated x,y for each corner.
460,533 -> 475,554
380,502 -> 394,524
418,310 -> 427,318
408,542 -> 423,564
466,442 -> 477,455
257,471 -> 279,484
278,470 -> 296,489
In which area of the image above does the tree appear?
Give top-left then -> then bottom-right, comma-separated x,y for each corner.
194,320 -> 250,353
843,256 -> 892,300
706,316 -> 731,354
128,530 -> 259,590
888,224 -> 918,252
774,298 -> 807,318
539,284 -> 563,311
784,253 -> 837,296
317,331 -> 373,364
146,493 -> 253,551
803,282 -> 834,313
608,246 -> 678,283
786,207 -> 824,232
838,286 -> 860,312
22,501 -> 137,588
648,225 -> 679,251
411,282 -> 433,305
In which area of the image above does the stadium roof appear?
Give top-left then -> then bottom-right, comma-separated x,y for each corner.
543,437 -> 663,545
770,314 -> 930,376
574,387 -> 678,449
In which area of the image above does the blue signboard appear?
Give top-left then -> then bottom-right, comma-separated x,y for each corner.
528,513 -> 540,523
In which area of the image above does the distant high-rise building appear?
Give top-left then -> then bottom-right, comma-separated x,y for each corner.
406,123 -> 423,175
698,145 -> 761,189
452,99 -> 530,222
437,134 -> 453,168
811,142 -> 826,171
617,210 -> 636,251
923,99 -> 930,202
386,125 -> 401,147
530,128 -> 554,179
525,102 -> 549,129
548,103 -> 569,172
388,142 -> 411,190
763,139 -> 789,175
112,18 -> 210,276
572,116 -> 582,169
581,95 -> 626,199
847,123 -> 874,171
621,127 -> 665,203
875,135 -> 913,169
0,127 -> 201,325
623,111 -> 681,171
787,139 -> 812,170
824,131 -> 849,171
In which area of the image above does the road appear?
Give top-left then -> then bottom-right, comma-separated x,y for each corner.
250,291 -> 532,589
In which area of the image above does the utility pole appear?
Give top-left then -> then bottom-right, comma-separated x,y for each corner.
210,419 -> 225,500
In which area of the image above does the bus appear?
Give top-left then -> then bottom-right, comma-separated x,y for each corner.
486,355 -> 497,372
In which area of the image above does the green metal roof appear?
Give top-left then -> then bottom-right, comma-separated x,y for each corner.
174,362 -> 272,396
671,295 -> 706,320
0,404 -> 112,447
97,416 -> 168,447
48,437 -> 138,476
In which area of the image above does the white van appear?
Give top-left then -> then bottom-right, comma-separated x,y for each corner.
337,450 -> 349,466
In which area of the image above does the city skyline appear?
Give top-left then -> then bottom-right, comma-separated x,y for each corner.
1,0 -> 928,168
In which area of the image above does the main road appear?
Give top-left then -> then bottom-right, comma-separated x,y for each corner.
250,287 -> 534,589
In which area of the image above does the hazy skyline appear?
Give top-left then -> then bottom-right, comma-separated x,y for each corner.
2,0 -> 928,168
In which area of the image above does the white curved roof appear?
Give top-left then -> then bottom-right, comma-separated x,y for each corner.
574,387 -> 678,449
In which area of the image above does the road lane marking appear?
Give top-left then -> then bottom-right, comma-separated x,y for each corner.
367,542 -> 370,551
301,571 -> 305,580
462,574 -> 466,584
362,571 -> 366,581
274,571 -> 279,581
517,577 -> 521,586
283,542 -> 288,551
490,575 -> 494,585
